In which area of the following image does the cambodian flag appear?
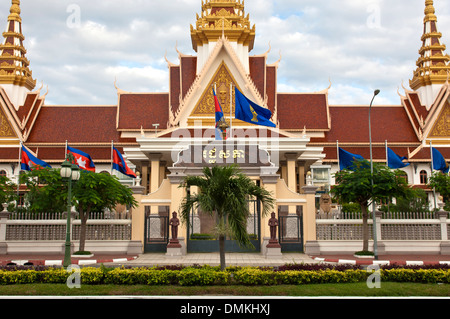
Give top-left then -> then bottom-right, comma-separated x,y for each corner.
112,146 -> 136,178
67,146 -> 96,172
21,146 -> 52,171
214,88 -> 226,140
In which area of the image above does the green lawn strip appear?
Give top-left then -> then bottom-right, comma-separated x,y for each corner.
0,282 -> 448,297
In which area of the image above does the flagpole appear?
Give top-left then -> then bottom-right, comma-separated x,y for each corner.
65,140 -> 68,158
336,140 -> 340,170
111,140 -> 114,175
385,140 -> 388,167
430,141 -> 437,210
230,82 -> 233,140
16,142 -> 23,210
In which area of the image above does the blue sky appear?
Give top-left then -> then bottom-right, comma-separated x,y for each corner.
1,0 -> 449,106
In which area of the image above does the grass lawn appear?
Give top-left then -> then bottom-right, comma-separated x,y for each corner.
0,282 -> 448,297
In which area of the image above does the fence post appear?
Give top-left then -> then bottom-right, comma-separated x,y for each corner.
437,209 -> 448,241
0,204 -> 11,254
375,210 -> 383,241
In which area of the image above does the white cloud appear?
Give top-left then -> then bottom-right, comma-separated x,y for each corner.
0,0 -> 449,106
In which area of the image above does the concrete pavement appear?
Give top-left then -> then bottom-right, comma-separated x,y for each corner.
106,252 -> 318,267
2,252 -> 450,267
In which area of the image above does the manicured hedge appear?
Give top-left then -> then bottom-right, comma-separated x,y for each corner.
0,265 -> 449,286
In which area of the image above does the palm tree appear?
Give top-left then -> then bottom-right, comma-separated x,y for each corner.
180,165 -> 274,270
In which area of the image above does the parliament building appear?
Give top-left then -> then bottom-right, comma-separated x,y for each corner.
0,0 -> 449,254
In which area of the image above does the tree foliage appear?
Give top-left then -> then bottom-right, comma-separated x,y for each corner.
0,176 -> 17,209
332,160 -> 412,251
179,165 -> 274,270
20,168 -> 138,251
429,172 -> 450,210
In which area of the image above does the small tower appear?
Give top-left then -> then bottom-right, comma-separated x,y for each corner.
0,0 -> 36,110
190,0 -> 256,74
410,0 -> 450,109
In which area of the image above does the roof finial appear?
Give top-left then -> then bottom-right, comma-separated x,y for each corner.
8,0 -> 21,22
424,0 -> 437,22
0,0 -> 36,109
409,0 -> 450,106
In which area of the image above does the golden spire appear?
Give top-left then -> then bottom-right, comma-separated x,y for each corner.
0,0 -> 36,91
190,0 -> 255,52
410,0 -> 450,91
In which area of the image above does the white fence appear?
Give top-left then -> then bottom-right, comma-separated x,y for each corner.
316,211 -> 450,241
1,211 -> 131,242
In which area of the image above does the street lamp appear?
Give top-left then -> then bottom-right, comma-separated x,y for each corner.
369,89 -> 380,260
61,154 -> 80,268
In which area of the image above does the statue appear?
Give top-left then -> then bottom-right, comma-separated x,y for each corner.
167,211 -> 181,248
267,212 -> 281,248
169,211 -> 180,240
268,212 -> 278,241
319,193 -> 332,214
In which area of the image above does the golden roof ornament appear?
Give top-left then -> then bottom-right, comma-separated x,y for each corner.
191,0 -> 255,52
0,0 -> 36,91
410,0 -> 450,91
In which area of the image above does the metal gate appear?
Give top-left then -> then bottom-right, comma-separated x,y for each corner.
187,199 -> 261,253
279,212 -> 303,252
144,212 -> 169,252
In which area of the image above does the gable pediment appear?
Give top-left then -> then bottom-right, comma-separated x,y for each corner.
187,61 -> 247,126
0,105 -> 18,140
174,37 -> 267,128
429,99 -> 450,138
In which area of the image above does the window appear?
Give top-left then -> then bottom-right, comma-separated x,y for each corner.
0,170 -> 7,177
420,170 -> 428,184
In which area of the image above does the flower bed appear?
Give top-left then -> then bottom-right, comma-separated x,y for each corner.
0,264 -> 449,286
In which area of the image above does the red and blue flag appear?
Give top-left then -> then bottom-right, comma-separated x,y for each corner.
112,146 -> 136,178
21,146 -> 52,171
214,88 -> 226,140
67,146 -> 96,172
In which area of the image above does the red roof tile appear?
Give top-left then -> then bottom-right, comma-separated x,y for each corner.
277,93 -> 329,130
266,66 -> 276,112
180,56 -> 197,99
170,66 -> 181,114
249,56 -> 265,98
315,106 -> 419,143
118,93 -> 169,130
27,106 -> 130,143
0,147 -> 20,161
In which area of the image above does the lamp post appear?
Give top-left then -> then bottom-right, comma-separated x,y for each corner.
60,153 -> 80,268
369,89 -> 380,260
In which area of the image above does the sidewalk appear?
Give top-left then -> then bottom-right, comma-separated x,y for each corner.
1,252 -> 450,267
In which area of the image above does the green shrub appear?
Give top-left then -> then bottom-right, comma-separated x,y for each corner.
0,265 -> 448,286
233,268 -> 277,285
176,268 -> 229,286
381,269 -> 450,284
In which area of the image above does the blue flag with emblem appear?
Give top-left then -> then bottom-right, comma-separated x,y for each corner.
432,147 -> 449,174
387,148 -> 410,169
234,87 -> 276,128
339,148 -> 365,171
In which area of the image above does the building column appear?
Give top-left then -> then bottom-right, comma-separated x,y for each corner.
140,161 -> 149,195
302,184 -> 318,246
280,160 -> 287,183
149,153 -> 162,193
298,161 -> 305,194
285,153 -> 298,193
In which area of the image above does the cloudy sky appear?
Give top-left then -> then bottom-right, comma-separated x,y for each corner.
1,0 -> 449,106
